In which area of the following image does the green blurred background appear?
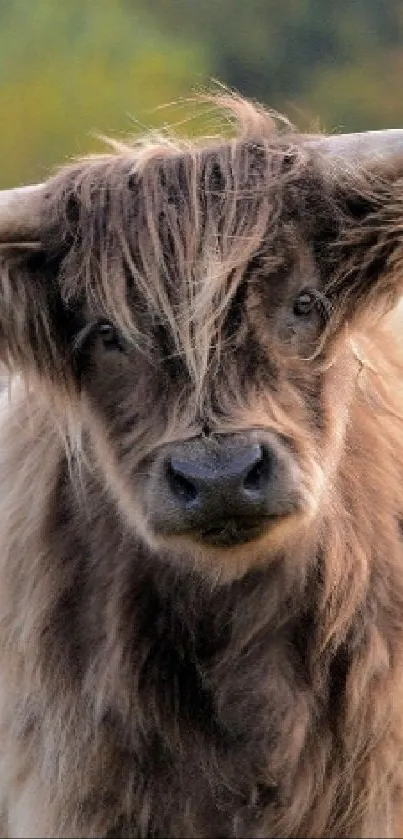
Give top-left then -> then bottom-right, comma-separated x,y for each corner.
1,0 -> 403,188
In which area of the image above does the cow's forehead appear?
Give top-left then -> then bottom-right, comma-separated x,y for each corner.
134,136 -> 313,204
47,125 -> 345,384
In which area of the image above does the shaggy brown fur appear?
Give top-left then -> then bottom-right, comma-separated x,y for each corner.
1,96 -> 403,836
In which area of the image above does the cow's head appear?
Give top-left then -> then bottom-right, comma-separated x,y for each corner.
2,99 -> 403,581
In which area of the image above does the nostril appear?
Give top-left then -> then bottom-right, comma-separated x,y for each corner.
243,446 -> 271,494
166,461 -> 198,505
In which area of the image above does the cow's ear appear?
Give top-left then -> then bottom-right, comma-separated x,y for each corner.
311,132 -> 403,330
0,185 -> 74,383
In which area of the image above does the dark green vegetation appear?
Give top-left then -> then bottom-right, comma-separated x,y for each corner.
1,0 -> 402,187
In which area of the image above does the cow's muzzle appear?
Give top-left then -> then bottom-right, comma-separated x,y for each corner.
149,432 -> 303,548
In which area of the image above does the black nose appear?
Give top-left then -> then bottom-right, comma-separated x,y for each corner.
152,434 -> 301,546
167,443 -> 271,514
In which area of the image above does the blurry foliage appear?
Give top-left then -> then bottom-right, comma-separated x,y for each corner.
1,0 -> 403,187
0,0 -> 208,187
145,0 -> 403,130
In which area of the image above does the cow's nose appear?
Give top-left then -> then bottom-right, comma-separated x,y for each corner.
152,433 -> 301,547
166,443 -> 271,512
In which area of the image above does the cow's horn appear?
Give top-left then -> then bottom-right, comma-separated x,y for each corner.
310,129 -> 403,160
0,183 -> 45,243
1,129 -> 403,243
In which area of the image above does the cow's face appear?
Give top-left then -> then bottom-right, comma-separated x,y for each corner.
76,269 -> 329,579
1,107 -> 403,581
66,147 -> 363,580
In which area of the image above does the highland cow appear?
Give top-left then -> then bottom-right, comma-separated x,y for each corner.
1,97 -> 403,837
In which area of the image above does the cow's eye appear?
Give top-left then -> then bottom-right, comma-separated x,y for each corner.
293,288 -> 316,317
73,320 -> 124,355
96,321 -> 122,351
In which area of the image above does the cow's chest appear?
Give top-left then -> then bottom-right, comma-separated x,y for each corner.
97,630 -> 308,838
